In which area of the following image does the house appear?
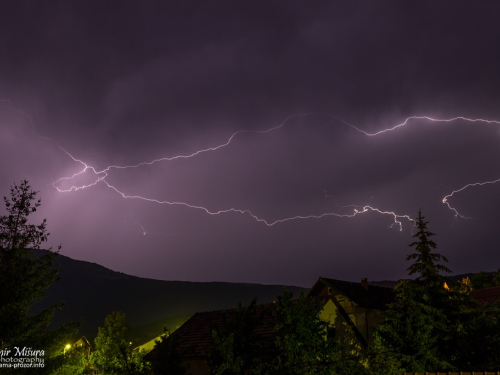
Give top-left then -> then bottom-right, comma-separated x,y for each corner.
470,285 -> 500,304
70,336 -> 99,375
144,277 -> 394,374
143,299 -> 279,374
134,335 -> 163,354
72,336 -> 91,361
307,277 -> 394,347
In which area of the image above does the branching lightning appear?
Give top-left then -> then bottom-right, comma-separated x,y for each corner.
442,178 -> 500,219
345,115 -> 500,136
108,178 -> 413,228
2,102 -> 499,232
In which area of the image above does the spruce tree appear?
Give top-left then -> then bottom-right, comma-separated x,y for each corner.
407,210 -> 451,283
376,211 -> 454,372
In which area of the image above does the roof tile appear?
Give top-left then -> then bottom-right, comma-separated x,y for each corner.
145,296 -> 329,360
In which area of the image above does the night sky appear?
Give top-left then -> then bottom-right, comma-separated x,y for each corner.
1,1 -> 500,287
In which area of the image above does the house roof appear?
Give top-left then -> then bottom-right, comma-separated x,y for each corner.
144,295 -> 330,361
470,286 -> 500,304
307,277 -> 394,310
74,336 -> 92,349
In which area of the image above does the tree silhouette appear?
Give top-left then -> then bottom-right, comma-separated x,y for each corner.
91,311 -> 149,375
0,180 -> 78,374
407,210 -> 451,283
376,211 -> 453,372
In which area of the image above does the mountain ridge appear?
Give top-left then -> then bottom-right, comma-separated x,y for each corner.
32,250 -> 308,340
33,250 -> 495,341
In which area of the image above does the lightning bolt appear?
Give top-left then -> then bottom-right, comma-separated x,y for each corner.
2,103 -> 499,230
345,115 -> 500,136
123,215 -> 148,236
442,178 -> 500,219
123,215 -> 186,236
109,179 -> 412,228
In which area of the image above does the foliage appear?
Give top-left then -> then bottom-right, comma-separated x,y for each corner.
376,210 -> 500,372
364,343 -> 403,375
208,299 -> 266,375
376,280 -> 450,371
271,289 -> 398,375
208,291 -> 347,375
271,290 -> 346,375
470,269 -> 500,290
326,322 -> 402,375
207,289 -> 402,375
50,348 -> 87,375
493,269 -> 500,287
470,271 -> 492,289
149,328 -> 187,375
376,211 -> 455,372
0,180 -> 79,374
447,299 -> 500,371
406,211 -> 451,282
150,209 -> 500,373
90,311 -> 150,375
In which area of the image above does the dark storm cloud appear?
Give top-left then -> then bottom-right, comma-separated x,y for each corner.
1,1 -> 500,286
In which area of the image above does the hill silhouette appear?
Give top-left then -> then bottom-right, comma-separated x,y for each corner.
32,250 -> 308,340
33,250 -> 493,342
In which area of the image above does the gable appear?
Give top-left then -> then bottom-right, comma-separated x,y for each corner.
319,299 -> 337,325
308,277 -> 394,310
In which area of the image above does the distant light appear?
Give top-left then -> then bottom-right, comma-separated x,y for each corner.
65,344 -> 71,349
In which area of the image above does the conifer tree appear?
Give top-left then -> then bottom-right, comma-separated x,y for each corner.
0,180 -> 78,374
376,211 -> 454,372
407,210 -> 451,283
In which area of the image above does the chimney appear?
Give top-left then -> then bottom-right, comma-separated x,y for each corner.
361,278 -> 368,290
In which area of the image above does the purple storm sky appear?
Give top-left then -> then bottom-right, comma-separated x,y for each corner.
1,2 -> 500,287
